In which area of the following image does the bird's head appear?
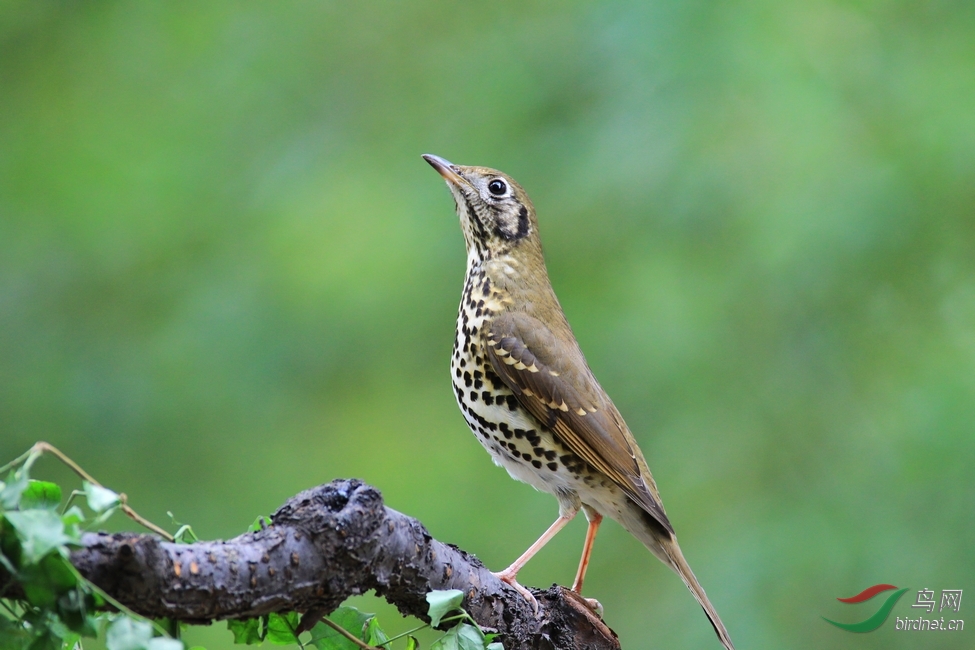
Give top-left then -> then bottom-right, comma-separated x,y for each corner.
423,154 -> 542,263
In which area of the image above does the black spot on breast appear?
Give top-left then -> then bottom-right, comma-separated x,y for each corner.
482,392 -> 493,405
531,460 -> 542,469
486,370 -> 505,390
513,429 -> 525,439
463,372 -> 472,387
474,379 -> 483,389
547,462 -> 558,471
469,391 -> 478,402
533,447 -> 545,457
500,423 -> 512,439
506,395 -> 519,411
544,450 -> 557,461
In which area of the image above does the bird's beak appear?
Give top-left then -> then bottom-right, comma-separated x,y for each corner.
422,154 -> 471,188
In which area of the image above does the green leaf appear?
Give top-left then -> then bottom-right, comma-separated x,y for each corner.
426,589 -> 464,628
365,617 -> 389,646
27,629 -> 60,650
486,644 -> 504,650
20,481 -> 62,511
227,619 -> 262,645
453,623 -> 486,650
57,588 -> 98,636
405,636 -> 419,650
0,615 -> 32,650
309,607 -> 373,650
61,505 -> 85,544
265,612 -> 300,645
4,510 -> 70,564
147,638 -> 185,650
83,482 -> 120,513
20,553 -> 78,607
168,512 -> 199,544
429,627 -> 459,650
0,470 -> 30,510
248,516 -> 271,533
106,616 -> 154,650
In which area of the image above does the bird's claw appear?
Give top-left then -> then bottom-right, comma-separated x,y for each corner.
584,597 -> 604,618
492,570 -> 540,616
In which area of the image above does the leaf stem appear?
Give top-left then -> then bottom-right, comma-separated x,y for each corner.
22,442 -> 175,542
373,622 -> 430,646
317,616 -> 381,650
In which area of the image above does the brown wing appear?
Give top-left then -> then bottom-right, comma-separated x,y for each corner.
484,311 -> 673,535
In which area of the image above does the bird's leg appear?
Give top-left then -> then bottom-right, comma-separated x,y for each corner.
493,513 -> 576,613
571,508 -> 603,593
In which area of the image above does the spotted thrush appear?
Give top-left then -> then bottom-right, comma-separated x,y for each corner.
423,154 -> 734,650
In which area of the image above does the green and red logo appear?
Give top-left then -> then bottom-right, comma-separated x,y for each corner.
823,584 -> 908,632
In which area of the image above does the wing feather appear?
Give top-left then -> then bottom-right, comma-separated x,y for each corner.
484,312 -> 673,535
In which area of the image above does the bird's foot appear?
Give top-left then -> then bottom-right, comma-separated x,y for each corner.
492,569 -> 540,616
583,597 -> 604,618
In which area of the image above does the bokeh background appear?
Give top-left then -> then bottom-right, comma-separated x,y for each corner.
2,2 -> 973,648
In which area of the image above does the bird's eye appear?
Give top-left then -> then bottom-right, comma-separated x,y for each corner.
488,179 -> 507,196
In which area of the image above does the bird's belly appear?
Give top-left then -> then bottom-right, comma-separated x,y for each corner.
451,361 -> 588,506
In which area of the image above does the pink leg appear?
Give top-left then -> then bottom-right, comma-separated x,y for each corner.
493,513 -> 576,612
571,510 -> 603,593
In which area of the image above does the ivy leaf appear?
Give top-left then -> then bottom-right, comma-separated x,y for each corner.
0,470 -> 30,510
106,616 -> 154,650
4,509 -> 70,564
227,619 -> 262,645
265,612 -> 300,645
248,516 -> 271,532
61,505 -> 86,544
57,588 -> 98,636
405,636 -> 419,650
429,626 -> 459,650
20,481 -> 62,511
27,629 -> 60,650
19,553 -> 78,607
426,589 -> 464,628
309,607 -> 373,650
83,482 -> 120,513
365,617 -> 389,646
453,623 -> 487,650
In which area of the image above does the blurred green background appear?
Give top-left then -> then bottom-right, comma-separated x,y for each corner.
2,1 -> 973,648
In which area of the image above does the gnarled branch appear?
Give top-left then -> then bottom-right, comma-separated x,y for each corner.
4,479 -> 620,650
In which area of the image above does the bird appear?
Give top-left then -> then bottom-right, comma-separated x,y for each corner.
422,154 -> 735,649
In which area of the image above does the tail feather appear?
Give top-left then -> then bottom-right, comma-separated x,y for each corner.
620,507 -> 735,649
664,539 -> 735,650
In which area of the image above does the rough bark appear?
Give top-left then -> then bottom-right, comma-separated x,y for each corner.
3,479 -> 620,650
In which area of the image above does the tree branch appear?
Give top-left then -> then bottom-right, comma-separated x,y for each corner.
3,479 -> 620,650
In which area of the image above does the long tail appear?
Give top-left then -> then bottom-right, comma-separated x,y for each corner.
662,537 -> 735,650
621,507 -> 735,649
